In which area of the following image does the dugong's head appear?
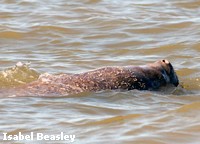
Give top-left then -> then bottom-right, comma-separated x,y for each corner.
153,59 -> 179,87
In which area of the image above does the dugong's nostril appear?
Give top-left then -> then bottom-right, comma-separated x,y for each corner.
162,59 -> 169,64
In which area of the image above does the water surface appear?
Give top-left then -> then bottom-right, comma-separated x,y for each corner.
0,0 -> 200,143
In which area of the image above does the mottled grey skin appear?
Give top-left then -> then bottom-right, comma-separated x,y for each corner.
15,59 -> 179,96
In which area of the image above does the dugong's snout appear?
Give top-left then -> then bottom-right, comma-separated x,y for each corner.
162,59 -> 179,87
155,59 -> 179,87
171,72 -> 179,87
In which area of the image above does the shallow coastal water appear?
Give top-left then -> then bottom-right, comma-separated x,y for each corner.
0,0 -> 200,144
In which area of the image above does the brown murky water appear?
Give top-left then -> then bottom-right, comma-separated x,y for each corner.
0,0 -> 200,143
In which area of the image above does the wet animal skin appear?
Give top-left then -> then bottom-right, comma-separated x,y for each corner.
16,59 -> 179,96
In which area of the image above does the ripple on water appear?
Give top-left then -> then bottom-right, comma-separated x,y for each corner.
0,0 -> 200,144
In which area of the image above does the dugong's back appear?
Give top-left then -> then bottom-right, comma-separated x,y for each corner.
6,60 -> 179,97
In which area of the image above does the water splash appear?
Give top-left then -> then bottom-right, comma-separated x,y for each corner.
0,62 -> 40,88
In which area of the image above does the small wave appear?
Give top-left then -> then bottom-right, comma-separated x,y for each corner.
88,114 -> 143,125
31,25 -> 83,35
0,31 -> 25,39
0,62 -> 40,88
174,102 -> 200,113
